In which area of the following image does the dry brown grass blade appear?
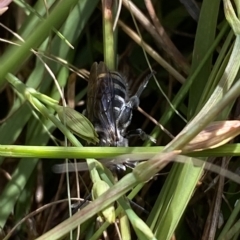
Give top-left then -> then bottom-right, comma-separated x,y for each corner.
202,158 -> 227,240
183,120 -> 240,152
123,0 -> 190,74
118,20 -> 186,84
144,0 -> 190,73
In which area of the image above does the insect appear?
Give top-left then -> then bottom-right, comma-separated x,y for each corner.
52,62 -> 154,174
85,62 -> 154,147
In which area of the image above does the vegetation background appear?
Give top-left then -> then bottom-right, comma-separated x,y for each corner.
0,0 -> 240,239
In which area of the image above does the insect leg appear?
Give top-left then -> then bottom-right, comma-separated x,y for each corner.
127,71 -> 155,109
135,71 -> 155,98
125,128 -> 156,143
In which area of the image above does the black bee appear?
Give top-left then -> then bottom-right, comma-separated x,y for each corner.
52,63 -> 154,174
86,62 -> 153,147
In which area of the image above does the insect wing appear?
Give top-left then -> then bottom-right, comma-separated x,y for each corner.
86,62 -> 99,122
87,62 -> 117,145
98,72 -> 117,142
